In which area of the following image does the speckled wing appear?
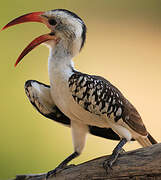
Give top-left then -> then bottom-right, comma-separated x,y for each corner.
25,80 -> 121,140
25,80 -> 70,126
68,71 -> 147,136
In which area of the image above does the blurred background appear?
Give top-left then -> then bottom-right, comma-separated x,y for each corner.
0,0 -> 161,179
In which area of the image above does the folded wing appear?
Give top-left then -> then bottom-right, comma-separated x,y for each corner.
25,80 -> 121,141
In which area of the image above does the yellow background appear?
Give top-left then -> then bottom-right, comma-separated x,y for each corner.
0,1 -> 161,179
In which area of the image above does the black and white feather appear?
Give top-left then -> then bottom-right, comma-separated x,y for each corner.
25,80 -> 120,140
69,71 -> 125,122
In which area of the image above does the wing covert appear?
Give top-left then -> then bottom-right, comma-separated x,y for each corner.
69,71 -> 147,136
69,71 -> 124,122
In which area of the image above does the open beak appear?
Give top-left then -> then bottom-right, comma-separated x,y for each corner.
1,12 -> 58,67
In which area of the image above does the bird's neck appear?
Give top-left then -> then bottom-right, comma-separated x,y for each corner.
48,44 -> 75,86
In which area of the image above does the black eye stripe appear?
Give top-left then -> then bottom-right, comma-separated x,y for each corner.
48,19 -> 57,26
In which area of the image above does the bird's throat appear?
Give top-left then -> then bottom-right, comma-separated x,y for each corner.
48,46 -> 74,86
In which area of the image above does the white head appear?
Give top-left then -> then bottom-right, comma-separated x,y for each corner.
2,9 -> 87,66
42,9 -> 86,57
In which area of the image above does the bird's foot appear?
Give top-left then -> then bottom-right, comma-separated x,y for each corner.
46,164 -> 76,179
103,148 -> 125,174
103,154 -> 116,174
46,167 -> 60,179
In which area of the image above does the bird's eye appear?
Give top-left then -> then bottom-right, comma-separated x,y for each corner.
48,19 -> 57,26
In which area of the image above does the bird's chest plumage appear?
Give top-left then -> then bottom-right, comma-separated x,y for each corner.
48,58 -> 110,128
48,57 -> 72,114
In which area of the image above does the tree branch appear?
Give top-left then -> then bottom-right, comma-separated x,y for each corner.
12,143 -> 161,180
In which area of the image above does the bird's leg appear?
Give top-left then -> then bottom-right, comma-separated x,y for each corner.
46,151 -> 79,179
103,138 -> 127,173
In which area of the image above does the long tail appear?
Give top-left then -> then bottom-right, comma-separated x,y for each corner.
136,132 -> 157,147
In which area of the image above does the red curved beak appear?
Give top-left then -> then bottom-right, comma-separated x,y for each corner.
1,12 -> 44,31
1,12 -> 58,67
14,33 -> 58,67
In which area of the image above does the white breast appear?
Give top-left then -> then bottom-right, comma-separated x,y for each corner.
48,53 -> 110,128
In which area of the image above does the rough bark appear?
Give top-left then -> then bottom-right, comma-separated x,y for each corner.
12,143 -> 161,180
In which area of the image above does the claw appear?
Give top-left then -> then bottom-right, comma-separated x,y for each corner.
46,152 -> 79,179
46,166 -> 64,179
46,164 -> 75,179
46,170 -> 56,179
103,155 -> 115,174
103,162 -> 112,174
103,148 -> 125,174
103,138 -> 127,174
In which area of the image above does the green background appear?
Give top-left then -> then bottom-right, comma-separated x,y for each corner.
0,1 -> 161,179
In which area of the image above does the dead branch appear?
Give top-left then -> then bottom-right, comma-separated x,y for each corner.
12,143 -> 161,180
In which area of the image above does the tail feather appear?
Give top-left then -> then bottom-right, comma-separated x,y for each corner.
147,133 -> 158,144
136,132 -> 157,147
